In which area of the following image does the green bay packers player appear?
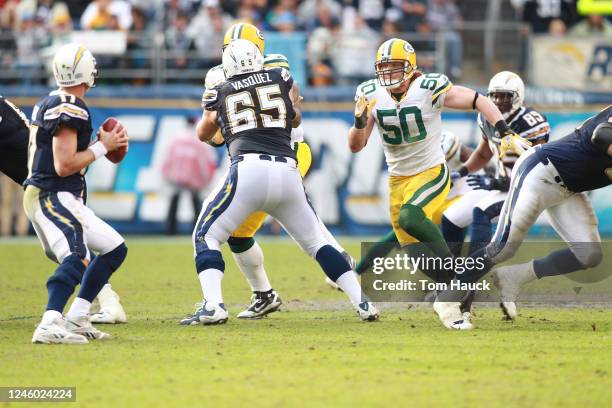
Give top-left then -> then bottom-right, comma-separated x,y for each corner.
348,38 -> 524,330
181,23 -> 352,324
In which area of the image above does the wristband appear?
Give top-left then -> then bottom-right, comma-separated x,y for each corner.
88,141 -> 108,160
472,92 -> 480,110
494,120 -> 511,135
458,165 -> 469,177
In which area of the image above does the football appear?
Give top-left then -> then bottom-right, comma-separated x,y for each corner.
101,117 -> 128,163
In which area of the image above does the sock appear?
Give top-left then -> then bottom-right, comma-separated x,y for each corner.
315,244 -> 351,282
468,207 -> 493,257
66,297 -> 92,320
533,248 -> 585,278
41,310 -> 63,325
335,271 -> 364,308
230,240 -> 272,292
399,204 -> 453,259
78,244 -> 127,302
441,215 -> 466,257
198,268 -> 224,304
46,254 -> 86,313
355,229 -> 398,275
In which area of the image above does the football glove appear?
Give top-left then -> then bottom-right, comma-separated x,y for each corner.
467,175 -> 510,192
354,94 -> 376,130
499,132 -> 532,159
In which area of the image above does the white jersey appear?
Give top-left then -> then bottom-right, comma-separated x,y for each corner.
203,54 -> 304,145
356,73 -> 452,176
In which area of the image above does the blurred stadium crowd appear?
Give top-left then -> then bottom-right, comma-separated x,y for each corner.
0,0 -> 610,87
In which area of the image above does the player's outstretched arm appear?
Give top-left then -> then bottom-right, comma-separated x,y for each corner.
348,94 -> 376,153
443,85 -> 503,126
52,124 -> 127,177
196,110 -> 219,142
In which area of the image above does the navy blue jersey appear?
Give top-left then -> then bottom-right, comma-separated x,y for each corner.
24,91 -> 93,195
0,96 -> 30,184
478,106 -> 550,177
536,106 -> 612,193
203,68 -> 296,159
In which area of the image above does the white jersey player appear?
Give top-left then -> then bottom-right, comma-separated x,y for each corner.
348,38 -> 524,330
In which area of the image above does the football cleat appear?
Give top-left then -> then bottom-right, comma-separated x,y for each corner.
237,289 -> 282,319
90,284 -> 127,324
357,301 -> 379,321
65,316 -> 112,340
433,300 -> 474,330
492,261 -> 536,321
32,317 -> 89,345
180,301 -> 228,325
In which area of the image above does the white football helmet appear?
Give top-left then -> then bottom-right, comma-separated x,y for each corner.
487,71 -> 524,119
222,39 -> 264,79
52,43 -> 97,88
440,130 -> 463,170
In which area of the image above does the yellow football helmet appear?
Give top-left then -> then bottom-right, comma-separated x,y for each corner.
223,22 -> 265,54
375,38 -> 417,89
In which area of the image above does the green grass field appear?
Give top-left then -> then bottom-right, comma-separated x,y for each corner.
1,238 -> 611,407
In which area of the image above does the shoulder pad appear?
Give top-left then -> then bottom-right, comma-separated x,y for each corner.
355,79 -> 378,101
205,65 -> 226,89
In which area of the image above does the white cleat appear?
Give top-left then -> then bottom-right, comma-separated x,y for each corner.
32,318 -> 89,345
90,285 -> 127,324
357,302 -> 379,321
433,301 -> 474,330
65,316 -> 112,340
492,261 -> 536,321
180,301 -> 229,325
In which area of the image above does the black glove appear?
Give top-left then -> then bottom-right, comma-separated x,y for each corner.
467,174 -> 510,192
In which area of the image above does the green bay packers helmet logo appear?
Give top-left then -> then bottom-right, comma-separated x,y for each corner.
403,43 -> 414,53
256,29 -> 264,40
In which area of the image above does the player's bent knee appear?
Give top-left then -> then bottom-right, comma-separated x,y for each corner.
573,242 -> 603,269
195,249 -> 225,274
227,236 -> 256,253
398,204 -> 426,232
101,243 -> 128,271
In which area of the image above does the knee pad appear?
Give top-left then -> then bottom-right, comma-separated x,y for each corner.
195,249 -> 225,274
398,204 -> 425,233
227,236 -> 255,254
47,254 -> 86,289
573,242 -> 603,269
100,243 -> 128,272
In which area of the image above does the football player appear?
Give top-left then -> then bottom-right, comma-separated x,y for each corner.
489,107 -> 612,320
26,44 -> 128,344
348,38 -> 524,329
326,131 -> 475,288
441,71 -> 550,259
187,40 -> 378,324
0,95 -> 127,325
181,23 -> 353,323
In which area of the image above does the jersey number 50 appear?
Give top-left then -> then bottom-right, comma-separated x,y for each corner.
377,107 -> 427,145
225,84 -> 287,135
